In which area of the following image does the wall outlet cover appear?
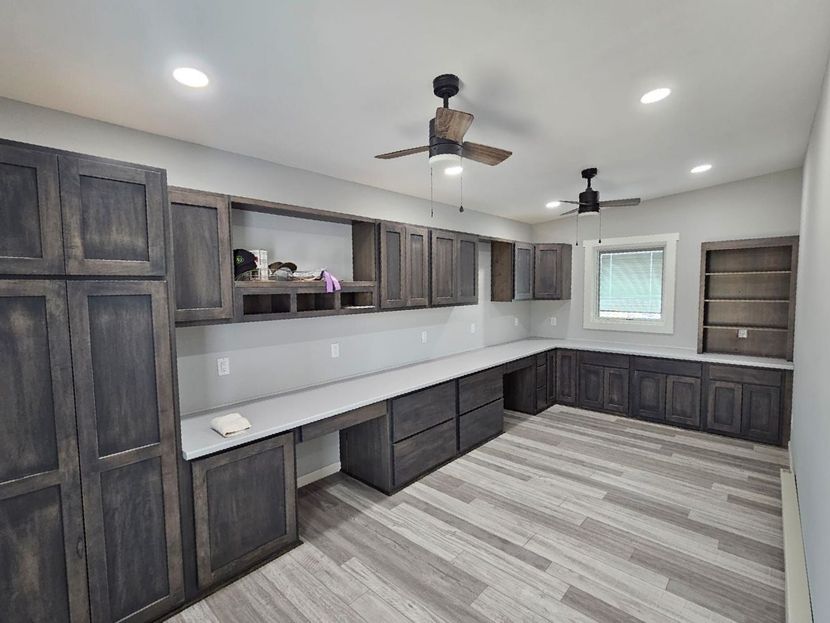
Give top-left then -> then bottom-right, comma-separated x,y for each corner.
217,357 -> 230,376
470,323 -> 476,334
331,343 -> 340,358
737,328 -> 749,339
513,316 -> 519,327
421,330 -> 428,344
550,316 -> 557,326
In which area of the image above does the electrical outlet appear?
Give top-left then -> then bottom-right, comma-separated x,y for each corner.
470,323 -> 476,334
331,343 -> 340,358
217,357 -> 230,376
513,316 -> 519,327
737,328 -> 748,339
421,330 -> 428,344
550,316 -> 557,327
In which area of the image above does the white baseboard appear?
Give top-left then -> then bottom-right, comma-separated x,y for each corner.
781,467 -> 813,623
297,461 -> 341,488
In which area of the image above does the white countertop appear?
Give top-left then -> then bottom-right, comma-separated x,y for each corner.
180,338 -> 793,460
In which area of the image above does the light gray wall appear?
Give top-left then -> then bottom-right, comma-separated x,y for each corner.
791,55 -> 830,622
0,97 -> 533,477
530,169 -> 803,352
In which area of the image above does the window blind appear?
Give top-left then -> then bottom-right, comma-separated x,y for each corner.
598,248 -> 664,317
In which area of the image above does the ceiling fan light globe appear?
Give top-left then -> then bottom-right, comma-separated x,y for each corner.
444,165 -> 463,176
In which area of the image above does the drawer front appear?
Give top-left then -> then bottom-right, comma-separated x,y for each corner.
458,366 -> 504,414
300,401 -> 387,442
505,356 -> 535,374
706,364 -> 782,387
393,419 -> 457,487
459,399 -> 504,452
631,356 -> 702,378
579,351 -> 630,369
392,381 -> 456,442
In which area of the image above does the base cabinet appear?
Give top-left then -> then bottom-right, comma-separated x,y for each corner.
666,376 -> 701,428
556,350 -> 579,406
704,364 -> 784,443
630,358 -> 702,429
191,433 -> 297,591
578,352 -> 630,415
631,371 -> 666,422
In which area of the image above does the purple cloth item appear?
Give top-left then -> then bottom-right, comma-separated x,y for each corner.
323,270 -> 341,293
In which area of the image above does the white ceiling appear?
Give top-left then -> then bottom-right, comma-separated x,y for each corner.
2,0 -> 829,223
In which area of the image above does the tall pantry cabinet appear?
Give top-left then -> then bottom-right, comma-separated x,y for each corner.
0,140 -> 183,623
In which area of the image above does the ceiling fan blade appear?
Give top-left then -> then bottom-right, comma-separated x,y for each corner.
599,197 -> 641,208
375,145 -> 430,159
558,200 -> 582,205
462,142 -> 512,166
562,208 -> 579,216
435,108 -> 474,142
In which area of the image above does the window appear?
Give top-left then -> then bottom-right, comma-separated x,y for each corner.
583,233 -> 678,334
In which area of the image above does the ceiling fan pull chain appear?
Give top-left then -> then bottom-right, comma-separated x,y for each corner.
429,164 -> 434,218
459,163 -> 464,213
599,210 -> 602,244
576,214 -> 580,247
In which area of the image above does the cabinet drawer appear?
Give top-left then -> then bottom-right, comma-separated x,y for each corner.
707,364 -> 782,387
505,356 -> 535,373
300,401 -> 387,442
458,366 -> 504,414
631,356 -> 702,378
392,381 -> 456,442
459,399 -> 503,452
579,351 -> 630,369
393,419 -> 457,486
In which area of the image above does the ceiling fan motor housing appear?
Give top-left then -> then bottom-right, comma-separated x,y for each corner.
428,118 -> 463,158
578,188 -> 600,214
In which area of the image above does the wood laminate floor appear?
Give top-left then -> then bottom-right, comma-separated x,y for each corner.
169,406 -> 788,623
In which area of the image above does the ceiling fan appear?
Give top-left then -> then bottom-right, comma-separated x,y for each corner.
375,74 -> 512,171
558,168 -> 640,215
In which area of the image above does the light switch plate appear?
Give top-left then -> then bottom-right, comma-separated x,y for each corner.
421,331 -> 428,344
217,357 -> 230,376
331,343 -> 340,358
513,316 -> 519,327
470,323 -> 476,334
550,316 -> 557,326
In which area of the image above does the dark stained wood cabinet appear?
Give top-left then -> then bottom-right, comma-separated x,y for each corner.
533,243 -> 572,300
603,367 -> 629,414
666,376 -> 701,428
742,384 -> 781,444
503,356 -> 538,413
578,352 -> 630,415
169,188 -> 233,323
514,242 -> 534,300
704,364 -> 784,443
431,229 -> 457,305
579,364 -> 605,411
630,358 -> 702,428
68,281 -> 183,622
457,233 -> 478,305
556,350 -> 579,406
0,144 -> 64,275
546,350 -> 558,406
631,370 -> 666,422
0,281 -> 89,622
458,367 -> 504,451
60,157 -> 166,277
706,381 -> 743,434
391,382 -> 456,442
379,222 -> 407,309
191,433 -> 297,591
406,225 -> 430,307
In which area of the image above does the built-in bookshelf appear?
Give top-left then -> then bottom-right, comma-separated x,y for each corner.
698,236 -> 799,360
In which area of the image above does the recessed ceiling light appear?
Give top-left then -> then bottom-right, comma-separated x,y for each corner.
545,201 -> 561,209
690,163 -> 712,174
640,87 -> 671,104
444,165 -> 463,176
173,67 -> 209,88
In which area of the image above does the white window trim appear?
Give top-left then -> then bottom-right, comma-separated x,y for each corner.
582,232 -> 679,334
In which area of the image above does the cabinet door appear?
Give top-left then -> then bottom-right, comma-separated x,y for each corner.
0,144 -> 64,275
556,350 -> 578,406
603,367 -> 629,414
666,375 -> 701,429
631,371 -> 666,421
431,230 -> 457,305
546,350 -> 557,405
706,380 -> 742,434
0,281 -> 89,622
741,384 -> 781,444
579,364 -> 605,411
456,234 -> 478,305
192,433 -> 297,590
514,243 -> 533,300
380,222 -> 407,309
60,157 -> 166,276
533,244 -> 562,299
406,225 -> 429,307
68,281 -> 183,622
169,189 -> 233,322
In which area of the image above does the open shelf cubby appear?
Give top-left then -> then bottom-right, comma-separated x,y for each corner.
230,196 -> 379,322
698,236 -> 798,360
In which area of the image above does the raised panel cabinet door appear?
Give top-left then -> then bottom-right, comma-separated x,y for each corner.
741,384 -> 782,444
533,244 -> 561,299
579,363 -> 605,411
68,281 -> 183,623
0,144 -> 64,275
405,225 -> 429,307
630,370 -> 666,421
60,156 -> 166,276
556,350 -> 578,406
514,243 -> 533,300
706,380 -> 743,435
379,222 -> 407,309
603,367 -> 629,414
0,281 -> 89,623
169,188 -> 233,322
192,433 -> 297,590
456,234 -> 478,304
546,350 -> 557,405
666,375 -> 701,429
431,230 -> 457,305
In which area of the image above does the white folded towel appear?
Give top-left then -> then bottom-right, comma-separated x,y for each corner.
210,412 -> 251,437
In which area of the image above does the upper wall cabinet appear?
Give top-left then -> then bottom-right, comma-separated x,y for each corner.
169,188 -> 233,323
380,222 -> 429,309
60,156 -> 166,276
456,233 -> 479,305
0,143 -> 64,275
534,243 -> 572,300
430,229 -> 478,307
491,240 -> 571,302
